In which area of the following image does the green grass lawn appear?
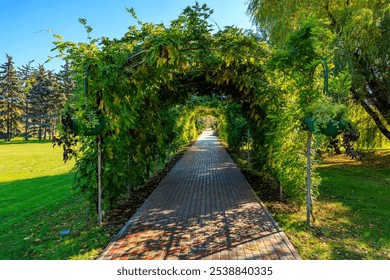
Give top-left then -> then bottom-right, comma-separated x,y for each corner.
0,140 -> 111,260
2,139 -> 389,259
263,150 -> 390,259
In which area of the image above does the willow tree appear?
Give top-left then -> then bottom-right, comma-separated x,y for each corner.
248,0 -> 390,141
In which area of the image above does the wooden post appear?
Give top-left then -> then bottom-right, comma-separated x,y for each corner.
97,134 -> 102,225
306,131 -> 312,226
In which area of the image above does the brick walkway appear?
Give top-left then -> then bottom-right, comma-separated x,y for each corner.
97,130 -> 301,260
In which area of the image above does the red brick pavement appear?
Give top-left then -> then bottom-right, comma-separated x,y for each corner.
97,130 -> 301,260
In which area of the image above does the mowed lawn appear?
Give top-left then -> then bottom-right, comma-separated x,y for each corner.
0,140 -> 110,260
1,140 -> 389,260
264,150 -> 390,259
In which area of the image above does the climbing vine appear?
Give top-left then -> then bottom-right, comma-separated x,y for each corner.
53,3 -> 351,221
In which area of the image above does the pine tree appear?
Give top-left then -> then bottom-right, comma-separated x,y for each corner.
47,70 -> 66,139
57,61 -> 75,100
27,66 -> 66,140
0,54 -> 23,141
51,62 -> 75,137
28,66 -> 51,140
18,60 -> 35,140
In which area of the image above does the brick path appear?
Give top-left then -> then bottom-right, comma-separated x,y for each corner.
97,130 -> 301,260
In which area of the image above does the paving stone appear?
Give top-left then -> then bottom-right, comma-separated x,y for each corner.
97,130 -> 301,260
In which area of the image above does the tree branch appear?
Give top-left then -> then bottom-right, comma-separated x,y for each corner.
354,89 -> 390,140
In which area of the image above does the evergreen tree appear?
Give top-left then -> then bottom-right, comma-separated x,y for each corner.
27,66 -> 66,140
57,61 -> 75,101
0,54 -> 23,141
51,62 -> 75,137
47,70 -> 66,139
28,66 -> 53,140
18,60 -> 35,140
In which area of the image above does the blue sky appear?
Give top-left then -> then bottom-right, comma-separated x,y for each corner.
0,0 -> 254,71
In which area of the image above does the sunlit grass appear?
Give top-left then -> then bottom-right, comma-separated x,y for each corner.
0,139 -> 72,182
264,151 -> 390,260
0,140 -> 112,259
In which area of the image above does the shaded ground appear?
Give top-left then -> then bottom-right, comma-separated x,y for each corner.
240,168 -> 283,202
318,150 -> 390,168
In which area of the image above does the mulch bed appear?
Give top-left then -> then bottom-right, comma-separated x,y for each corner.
239,168 -> 282,202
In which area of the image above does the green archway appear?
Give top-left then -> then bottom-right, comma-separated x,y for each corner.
54,3 -> 321,222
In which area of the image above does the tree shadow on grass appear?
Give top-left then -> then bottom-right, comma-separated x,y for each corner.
0,139 -> 53,146
315,171 -> 390,259
0,173 -> 111,260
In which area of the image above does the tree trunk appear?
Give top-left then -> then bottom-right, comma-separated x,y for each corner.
359,98 -> 390,141
329,138 -> 341,154
6,104 -> 11,141
24,118 -> 29,140
24,104 -> 29,140
38,125 -> 42,140
52,118 -> 57,139
351,58 -> 390,141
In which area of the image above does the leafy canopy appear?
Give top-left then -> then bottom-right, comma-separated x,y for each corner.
52,3 -> 354,219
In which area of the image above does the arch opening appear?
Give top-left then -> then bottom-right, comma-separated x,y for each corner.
54,3 -> 322,217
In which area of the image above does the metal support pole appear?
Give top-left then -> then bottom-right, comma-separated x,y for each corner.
306,131 -> 312,226
279,185 -> 283,200
97,134 -> 102,225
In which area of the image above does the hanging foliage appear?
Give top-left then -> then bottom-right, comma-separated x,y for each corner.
52,3 -> 269,215
52,3 -> 354,222
247,0 -> 390,141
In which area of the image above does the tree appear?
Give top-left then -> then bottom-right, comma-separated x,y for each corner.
18,60 -> 35,140
27,66 -> 63,140
247,0 -> 390,140
57,61 -> 75,101
0,54 -> 23,141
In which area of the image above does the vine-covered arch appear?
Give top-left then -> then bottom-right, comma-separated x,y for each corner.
55,3 -> 322,221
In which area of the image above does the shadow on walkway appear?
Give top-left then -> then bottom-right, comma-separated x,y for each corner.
97,130 -> 300,260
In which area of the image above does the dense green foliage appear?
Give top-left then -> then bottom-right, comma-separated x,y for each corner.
53,3 -> 382,222
1,1 -> 388,260
27,66 -> 67,140
0,55 -> 23,141
247,0 -> 390,141
0,55 -> 73,141
53,4 -> 277,216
